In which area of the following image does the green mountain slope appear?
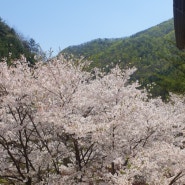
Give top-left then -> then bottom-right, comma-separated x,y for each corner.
61,19 -> 185,100
0,18 -> 40,64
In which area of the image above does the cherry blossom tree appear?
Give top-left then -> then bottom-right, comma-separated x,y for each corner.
0,55 -> 185,184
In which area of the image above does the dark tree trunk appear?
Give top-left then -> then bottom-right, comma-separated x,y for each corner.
25,177 -> 32,185
173,0 -> 185,49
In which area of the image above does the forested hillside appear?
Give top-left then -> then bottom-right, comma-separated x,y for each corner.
0,17 -> 41,64
62,19 -> 185,100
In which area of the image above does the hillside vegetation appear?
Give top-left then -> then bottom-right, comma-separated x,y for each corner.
0,17 -> 41,64
62,19 -> 185,100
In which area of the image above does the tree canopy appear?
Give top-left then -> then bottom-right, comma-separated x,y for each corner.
0,56 -> 185,184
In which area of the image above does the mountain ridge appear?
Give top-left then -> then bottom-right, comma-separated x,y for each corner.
0,17 -> 41,64
61,19 -> 185,100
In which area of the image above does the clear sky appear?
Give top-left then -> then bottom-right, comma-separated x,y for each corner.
1,0 -> 173,55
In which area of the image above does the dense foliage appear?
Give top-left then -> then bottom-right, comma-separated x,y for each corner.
0,56 -> 185,184
61,19 -> 185,100
0,17 -> 42,64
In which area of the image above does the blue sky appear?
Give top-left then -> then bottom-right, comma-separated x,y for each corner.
1,0 -> 173,55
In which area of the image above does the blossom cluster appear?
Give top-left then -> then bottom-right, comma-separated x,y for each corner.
0,56 -> 185,185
